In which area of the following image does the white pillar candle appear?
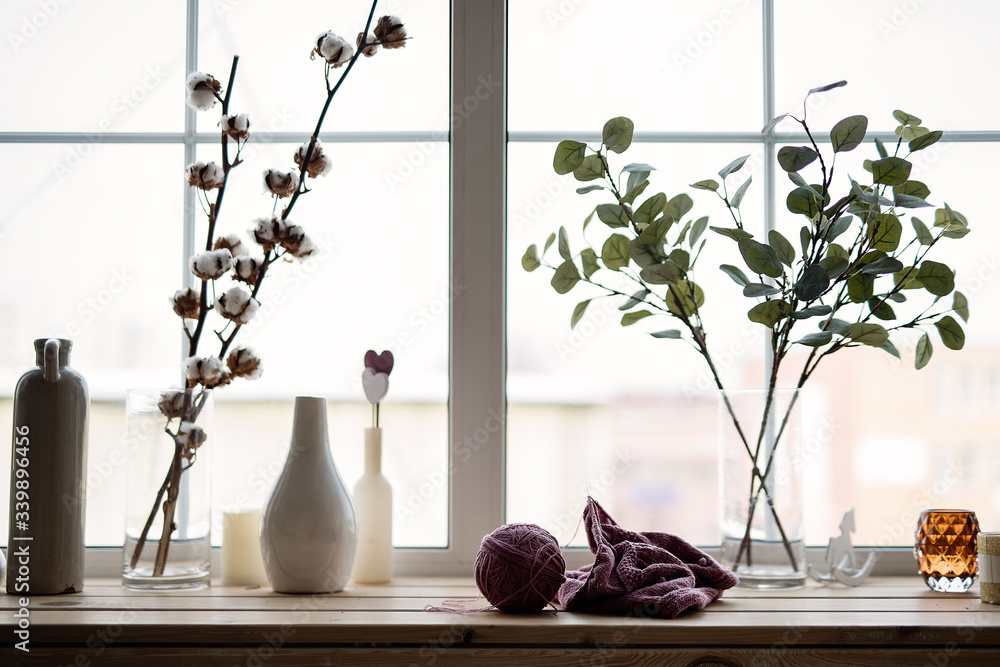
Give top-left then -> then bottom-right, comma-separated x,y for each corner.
222,509 -> 268,585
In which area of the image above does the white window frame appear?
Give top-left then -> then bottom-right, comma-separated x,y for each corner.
7,0 -> 992,578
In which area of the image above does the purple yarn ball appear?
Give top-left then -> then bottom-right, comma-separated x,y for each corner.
474,523 -> 566,612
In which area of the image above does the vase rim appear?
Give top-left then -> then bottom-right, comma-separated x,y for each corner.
919,508 -> 976,515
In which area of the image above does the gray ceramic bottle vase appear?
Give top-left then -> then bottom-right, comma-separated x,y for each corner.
260,396 -> 357,593
7,338 -> 89,595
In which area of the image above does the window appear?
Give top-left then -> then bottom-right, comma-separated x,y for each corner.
2,1 -> 999,577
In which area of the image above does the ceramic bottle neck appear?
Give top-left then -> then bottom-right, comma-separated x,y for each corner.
364,427 -> 382,475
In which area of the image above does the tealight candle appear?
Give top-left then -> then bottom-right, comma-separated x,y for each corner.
222,509 -> 268,585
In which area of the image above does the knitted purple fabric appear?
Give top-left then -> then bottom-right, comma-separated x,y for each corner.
557,497 -> 739,618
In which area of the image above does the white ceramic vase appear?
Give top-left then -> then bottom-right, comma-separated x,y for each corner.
260,396 -> 357,593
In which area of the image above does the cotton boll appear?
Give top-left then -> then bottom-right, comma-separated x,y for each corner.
177,422 -> 208,451
214,233 -> 248,257
374,15 -> 407,49
158,390 -> 188,419
220,113 -> 250,139
185,72 -> 221,111
252,214 -> 287,251
171,287 -> 200,319
214,286 -> 260,325
312,31 -> 354,67
186,161 -> 225,190
357,31 -> 380,57
263,169 -> 299,198
183,356 -> 230,388
233,256 -> 262,284
293,140 -> 332,178
190,248 -> 234,280
227,347 -> 263,380
279,224 -> 317,259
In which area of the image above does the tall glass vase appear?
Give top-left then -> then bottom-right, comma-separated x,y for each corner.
718,389 -> 806,589
123,388 -> 213,590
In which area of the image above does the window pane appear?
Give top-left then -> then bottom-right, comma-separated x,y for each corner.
775,0 -> 1000,132
193,140 -> 450,548
0,144 -> 184,546
508,141 -> 765,547
0,1 -> 186,132
197,0 -> 449,134
509,0 -> 763,133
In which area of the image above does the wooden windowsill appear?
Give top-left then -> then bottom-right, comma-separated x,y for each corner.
2,576 -> 999,665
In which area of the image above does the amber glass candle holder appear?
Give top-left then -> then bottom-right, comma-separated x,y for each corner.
915,509 -> 979,593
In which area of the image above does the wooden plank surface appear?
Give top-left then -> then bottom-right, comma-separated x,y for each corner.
1,576 -> 998,665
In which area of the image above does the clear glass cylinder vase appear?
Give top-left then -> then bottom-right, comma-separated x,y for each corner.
123,388 -> 213,590
718,389 -> 806,589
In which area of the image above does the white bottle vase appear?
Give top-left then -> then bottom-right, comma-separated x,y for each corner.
351,427 -> 393,583
260,396 -> 357,593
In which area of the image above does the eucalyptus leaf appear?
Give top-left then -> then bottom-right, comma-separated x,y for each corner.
918,260 -> 955,297
911,217 -> 934,245
874,137 -> 888,159
807,80 -> 847,96
581,247 -> 600,278
621,179 -> 649,206
878,340 -> 901,359
634,192 -> 667,226
558,226 -> 571,260
553,140 -> 586,175
935,315 -> 965,350
640,262 -> 681,285
718,155 -> 750,180
748,300 -> 791,327
573,154 -> 604,181
909,130 -> 943,152
521,244 -> 540,272
826,216 -> 853,242
601,234 -> 631,271
570,299 -> 591,329
690,179 -> 720,191
791,304 -> 833,320
894,193 -> 933,208
788,171 -> 809,188
650,329 -> 682,339
777,146 -> 818,172
915,332 -> 933,370
551,260 -> 580,294
830,115 -> 868,153
819,255 -> 850,279
638,217 -> 672,248
738,238 -> 784,278
761,114 -> 790,134
621,309 -> 652,326
768,230 -> 796,266
543,232 -> 556,254
800,226 -> 811,258
619,288 -> 650,311
689,216 -> 709,248
629,239 -> 658,268
868,214 -> 902,252
576,185 -> 605,195
583,209 -> 596,232
711,226 -> 753,242
622,162 -> 656,173
730,176 -> 752,209
848,273 -> 875,303
603,117 -> 635,154
743,283 -> 780,297
872,157 -> 912,186
668,248 -> 690,272
666,280 -> 705,317
664,193 -> 694,222
720,264 -> 751,287
893,110 -> 921,126
795,264 -> 830,300
896,180 -> 931,199
596,203 -> 631,228
849,322 -> 889,346
797,331 -> 833,347
625,169 -> 649,193
825,318 -> 851,336
861,256 -> 904,275
787,187 -> 822,217
867,298 -> 896,321
953,291 -> 969,323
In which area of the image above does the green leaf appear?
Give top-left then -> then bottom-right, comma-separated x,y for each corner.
915,332 -> 933,369
596,203 -> 630,228
808,80 -> 847,96
861,256 -> 904,275
634,192 -> 667,226
797,331 -> 833,347
570,299 -> 591,329
787,187 -> 822,217
581,248 -> 600,278
825,318 -> 851,336
743,283 -> 780,297
621,179 -> 649,206
791,304 -> 833,320
582,209 -> 596,232
872,157 -> 912,186
521,244 -> 540,272
551,260 -> 580,294
543,233 -> 556,254
710,226 -> 753,242
576,185 -> 605,195
918,261 -> 955,297
867,298 -> 896,321
848,273 -> 875,303
718,155 -> 750,180
788,171 -> 809,188
650,329 -> 682,339
953,291 -> 969,323
729,176 -> 752,209
825,216 -> 853,242
911,217 -> 934,245
748,300 -> 791,327
874,137 -> 888,159
909,130 -> 943,152
888,292 -> 907,303
663,193 -> 694,223
625,168 -> 648,192
640,262 -> 681,285
720,264 -> 751,287
689,216 -> 709,248
675,220 -> 692,248
738,238 -> 784,278
638,217 -> 672,247
629,238 -> 658,268
893,110 -> 921,126
666,280 -> 705,317
619,288 -> 650,311
690,179 -> 720,191
894,267 -> 924,290
777,146 -> 818,172
896,180 -> 931,199
557,226 -> 571,260
795,264 -> 830,300
800,226 -> 811,258
894,193 -> 933,209
553,140 -> 586,175
668,248 -> 690,272
849,322 -> 889,346
621,309 -> 652,326
935,315 -> 965,350
601,234 -> 631,271
830,115 -> 868,153
868,214 -> 902,252
896,124 -> 929,141
878,339 -> 901,359
767,230 -> 796,266
622,162 -> 656,173
820,255 -> 850,279
573,154 -> 604,181
602,117 -> 634,154
761,114 -> 790,134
